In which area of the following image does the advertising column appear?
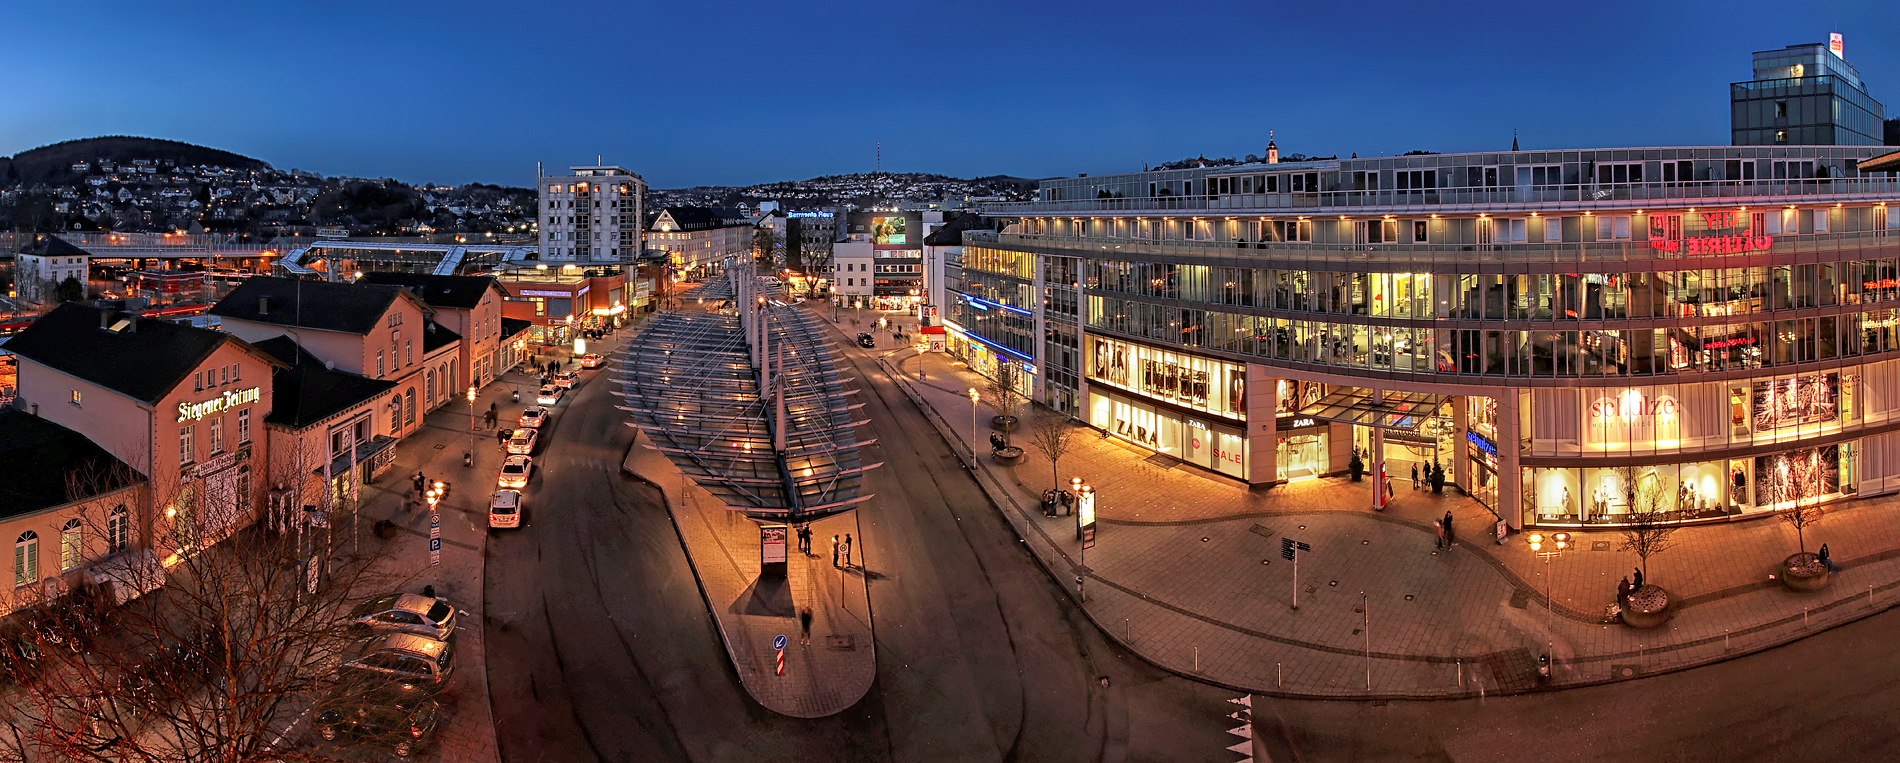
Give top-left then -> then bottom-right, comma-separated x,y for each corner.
1247,365 -> 1279,484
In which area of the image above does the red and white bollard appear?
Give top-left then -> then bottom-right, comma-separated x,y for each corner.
775,648 -> 785,676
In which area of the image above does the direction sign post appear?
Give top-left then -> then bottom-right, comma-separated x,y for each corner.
1282,538 -> 1312,609
773,635 -> 787,677
429,514 -> 441,566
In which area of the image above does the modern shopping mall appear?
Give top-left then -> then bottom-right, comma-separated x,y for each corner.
946,144 -> 1900,530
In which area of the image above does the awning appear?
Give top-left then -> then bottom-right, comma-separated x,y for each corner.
1297,388 -> 1446,432
1858,150 -> 1900,173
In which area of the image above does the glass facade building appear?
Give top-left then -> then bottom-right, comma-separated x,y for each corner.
950,144 -> 1900,530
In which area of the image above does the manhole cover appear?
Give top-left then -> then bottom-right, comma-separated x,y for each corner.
1250,524 -> 1275,538
1351,628 -> 1362,636
826,634 -> 856,651
1612,664 -> 1642,679
1592,541 -> 1612,551
1509,588 -> 1531,608
1404,594 -> 1415,601
434,444 -> 445,450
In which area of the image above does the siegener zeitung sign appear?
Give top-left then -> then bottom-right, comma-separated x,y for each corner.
178,387 -> 261,422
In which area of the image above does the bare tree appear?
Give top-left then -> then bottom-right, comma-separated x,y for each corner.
1616,472 -> 1679,582
985,361 -> 1025,447
0,456 -> 410,762
1780,495 -> 1825,556
1026,410 -> 1074,493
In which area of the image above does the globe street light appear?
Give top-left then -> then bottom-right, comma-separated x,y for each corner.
968,388 -> 980,463
466,386 -> 478,467
1527,531 -> 1570,679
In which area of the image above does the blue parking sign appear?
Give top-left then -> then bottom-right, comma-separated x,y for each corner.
429,538 -> 442,552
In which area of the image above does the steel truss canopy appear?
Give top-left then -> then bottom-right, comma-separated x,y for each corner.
1296,387 -> 1445,432
615,269 -> 878,521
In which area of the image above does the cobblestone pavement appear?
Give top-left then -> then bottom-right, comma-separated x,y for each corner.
860,329 -> 1900,699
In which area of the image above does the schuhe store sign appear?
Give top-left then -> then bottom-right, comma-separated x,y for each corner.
1586,389 -> 1682,445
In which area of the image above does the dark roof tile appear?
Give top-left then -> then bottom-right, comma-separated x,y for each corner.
359,273 -> 504,310
208,276 -> 409,335
6,303 -> 235,404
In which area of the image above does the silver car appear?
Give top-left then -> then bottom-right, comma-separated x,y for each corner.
346,593 -> 457,641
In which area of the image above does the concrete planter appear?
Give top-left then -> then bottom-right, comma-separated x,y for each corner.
990,446 -> 1024,465
1620,585 -> 1672,629
1779,552 -> 1832,592
990,415 -> 1020,432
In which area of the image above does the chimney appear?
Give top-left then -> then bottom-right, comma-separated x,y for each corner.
100,309 -> 111,329
259,296 -> 271,315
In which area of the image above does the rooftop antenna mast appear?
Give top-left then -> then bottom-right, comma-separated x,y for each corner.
876,142 -> 882,175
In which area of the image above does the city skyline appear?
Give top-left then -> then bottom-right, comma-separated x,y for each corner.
4,0 -> 1895,189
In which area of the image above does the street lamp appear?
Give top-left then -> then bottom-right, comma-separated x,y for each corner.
968,388 -> 980,463
1527,531 -> 1570,678
466,386 -> 478,467
1072,476 -> 1095,600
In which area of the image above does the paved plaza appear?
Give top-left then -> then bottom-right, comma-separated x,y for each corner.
850,316 -> 1900,698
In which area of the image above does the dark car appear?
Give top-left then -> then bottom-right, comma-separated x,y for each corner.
315,679 -> 440,757
855,333 -> 876,348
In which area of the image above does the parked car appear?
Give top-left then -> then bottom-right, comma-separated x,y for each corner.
552,370 -> 579,389
489,490 -> 522,529
578,353 -> 605,368
535,386 -> 562,405
345,592 -> 457,641
314,679 -> 440,757
516,406 -> 549,428
855,333 -> 876,348
504,428 -> 539,455
498,455 -> 533,489
340,633 -> 456,689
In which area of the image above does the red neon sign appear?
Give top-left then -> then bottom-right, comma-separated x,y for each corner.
1702,336 -> 1757,350
1649,235 -> 1773,255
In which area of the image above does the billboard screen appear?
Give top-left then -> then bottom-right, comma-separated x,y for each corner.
873,216 -> 907,246
1830,33 -> 1843,59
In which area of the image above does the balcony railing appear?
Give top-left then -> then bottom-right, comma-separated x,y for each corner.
985,176 -> 1900,216
964,227 -> 1900,267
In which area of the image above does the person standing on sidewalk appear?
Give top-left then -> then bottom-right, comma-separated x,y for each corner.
842,534 -> 854,569
1443,511 -> 1455,546
1412,463 -> 1420,491
1632,567 -> 1644,590
1435,517 -> 1445,549
831,535 -> 841,569
798,606 -> 813,646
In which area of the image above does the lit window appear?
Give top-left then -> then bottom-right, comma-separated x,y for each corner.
107,506 -> 128,553
180,426 -> 194,465
14,532 -> 37,588
238,409 -> 251,445
69,389 -> 81,406
59,520 -> 81,572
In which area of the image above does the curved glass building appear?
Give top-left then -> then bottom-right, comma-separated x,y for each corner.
946,145 -> 1900,530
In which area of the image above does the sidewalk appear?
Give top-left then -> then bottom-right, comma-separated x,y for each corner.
621,407 -> 877,717
854,322 -> 1900,698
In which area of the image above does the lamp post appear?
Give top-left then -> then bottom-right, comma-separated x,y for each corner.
1527,532 -> 1570,678
968,388 -> 980,463
466,386 -> 478,467
1072,476 -> 1095,600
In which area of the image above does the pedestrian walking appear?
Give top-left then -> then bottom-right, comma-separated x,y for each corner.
1820,543 -> 1834,571
1435,518 -> 1445,549
797,526 -> 811,555
831,535 -> 841,569
1617,576 -> 1632,604
798,606 -> 813,646
497,429 -> 509,446
1632,567 -> 1644,590
1411,463 -> 1420,490
1061,489 -> 1073,516
842,534 -> 853,569
413,472 -> 427,496
1443,511 -> 1455,546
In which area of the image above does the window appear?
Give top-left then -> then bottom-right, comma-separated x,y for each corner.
1775,101 -> 1787,118
1414,220 -> 1429,243
391,396 -> 403,434
1544,217 -> 1563,242
1596,215 -> 1632,240
389,312 -> 403,328
194,371 -> 203,391
220,366 -> 228,386
238,409 -> 251,445
1776,130 -> 1789,143
14,532 -> 37,588
180,425 -> 194,465
404,389 -> 416,424
60,519 -> 81,572
377,351 -> 385,378
1596,163 -> 1642,185
1524,165 -> 1562,186
69,389 -> 81,406
231,363 -> 239,382
406,340 -> 413,366
107,506 -> 127,553
209,416 -> 224,454
1813,209 -> 1829,233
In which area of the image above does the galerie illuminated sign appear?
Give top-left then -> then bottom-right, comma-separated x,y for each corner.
1648,211 -> 1773,255
178,387 -> 260,422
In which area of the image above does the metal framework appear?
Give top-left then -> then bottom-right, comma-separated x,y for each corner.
614,266 -> 878,520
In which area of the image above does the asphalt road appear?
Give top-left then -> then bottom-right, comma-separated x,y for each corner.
483,315 -> 1240,763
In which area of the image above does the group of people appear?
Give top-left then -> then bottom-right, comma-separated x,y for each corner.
1041,488 -> 1075,517
1616,568 -> 1648,603
988,433 -> 1009,453
1433,511 -> 1455,549
792,525 -> 856,570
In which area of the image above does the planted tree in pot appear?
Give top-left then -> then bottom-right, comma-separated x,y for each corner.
1430,462 -> 1446,494
1348,451 -> 1365,482
1618,475 -> 1679,628
1777,494 -> 1830,591
986,362 -> 1024,439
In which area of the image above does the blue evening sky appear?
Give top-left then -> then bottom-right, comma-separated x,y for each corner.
2,0 -> 1894,188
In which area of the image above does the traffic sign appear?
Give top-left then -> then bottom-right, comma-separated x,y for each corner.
429,538 -> 441,552
773,634 -> 787,651
430,514 -> 441,528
